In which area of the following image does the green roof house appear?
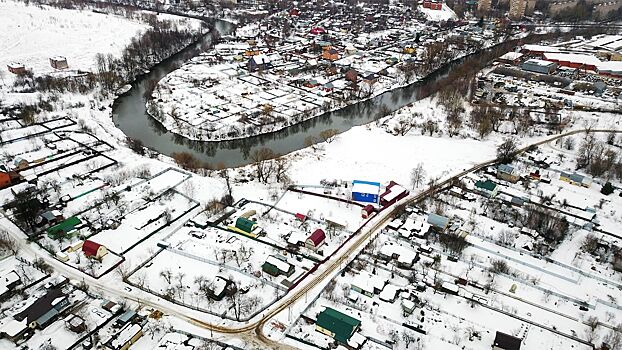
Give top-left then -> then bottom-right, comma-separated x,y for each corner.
47,216 -> 81,239
235,217 -> 256,233
475,179 -> 498,198
315,307 -> 361,344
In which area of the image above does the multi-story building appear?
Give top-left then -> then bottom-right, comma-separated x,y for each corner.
509,0 -> 528,19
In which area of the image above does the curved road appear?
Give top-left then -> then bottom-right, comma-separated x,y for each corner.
2,128 -> 621,349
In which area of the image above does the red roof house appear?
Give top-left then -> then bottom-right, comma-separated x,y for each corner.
306,229 -> 326,251
295,213 -> 307,222
380,181 -> 409,207
82,240 -> 108,260
310,27 -> 325,35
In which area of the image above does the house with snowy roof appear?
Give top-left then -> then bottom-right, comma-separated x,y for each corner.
262,255 -> 295,277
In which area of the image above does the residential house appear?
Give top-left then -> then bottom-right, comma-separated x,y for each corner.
0,172 -> 12,189
401,299 -> 416,315
7,63 -> 26,75
559,172 -> 592,188
493,331 -> 522,350
350,271 -> 385,297
315,307 -> 361,345
206,276 -> 236,301
427,213 -> 450,232
380,181 -> 409,207
475,179 -> 499,198
305,229 -> 326,251
82,240 -> 108,260
14,288 -> 69,330
379,284 -> 400,303
345,69 -> 358,82
0,318 -> 29,342
115,310 -> 138,326
0,271 -> 21,299
262,255 -> 294,277
247,54 -> 271,72
322,48 -> 339,61
497,164 -> 520,183
235,217 -> 257,233
36,210 -> 64,227
64,314 -> 86,333
106,323 -> 143,350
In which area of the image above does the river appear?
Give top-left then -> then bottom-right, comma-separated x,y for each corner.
112,20 -> 528,168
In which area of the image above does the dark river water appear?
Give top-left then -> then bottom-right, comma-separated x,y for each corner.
112,20 -> 521,168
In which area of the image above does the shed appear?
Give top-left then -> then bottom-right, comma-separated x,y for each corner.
49,56 -> 68,70
7,62 -> 26,75
361,204 -> 375,219
315,307 -> 361,344
116,310 -> 137,326
493,331 -> 522,350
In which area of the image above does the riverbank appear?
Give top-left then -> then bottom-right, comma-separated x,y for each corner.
146,27 -> 509,142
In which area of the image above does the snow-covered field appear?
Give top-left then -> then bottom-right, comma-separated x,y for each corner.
0,1 -> 148,77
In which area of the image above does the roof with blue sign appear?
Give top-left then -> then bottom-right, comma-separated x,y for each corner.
352,180 -> 381,194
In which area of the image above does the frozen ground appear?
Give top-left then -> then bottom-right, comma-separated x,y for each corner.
0,1 -> 148,77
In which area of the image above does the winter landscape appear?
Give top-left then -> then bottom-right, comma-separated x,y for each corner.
1,0 -> 622,349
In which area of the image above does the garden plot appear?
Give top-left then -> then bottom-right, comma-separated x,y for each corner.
274,189 -> 367,233
88,189 -> 196,253
128,249 -> 285,321
165,225 -> 314,278
223,199 -> 351,259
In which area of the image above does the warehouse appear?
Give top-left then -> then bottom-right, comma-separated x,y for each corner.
521,59 -> 558,74
543,52 -> 602,71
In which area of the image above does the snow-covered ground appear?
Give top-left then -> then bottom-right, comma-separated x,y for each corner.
0,1 -> 148,77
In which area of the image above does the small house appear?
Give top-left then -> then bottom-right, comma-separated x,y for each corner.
0,172 -> 12,189
350,271 -> 385,297
475,179 -> 498,198
14,288 -> 69,330
206,276 -> 236,301
306,229 -> 326,251
82,240 -> 108,260
379,181 -> 408,207
309,27 -> 325,35
0,318 -> 28,342
379,284 -> 400,303
401,299 -> 416,315
361,204 -> 375,219
105,323 -> 143,350
235,217 -> 257,233
36,210 -> 64,227
322,48 -> 340,61
262,255 -> 294,277
115,310 -> 137,326
427,213 -> 449,232
65,314 -> 86,333
497,164 -> 520,183
345,69 -> 358,82
13,157 -> 29,170
7,62 -> 26,75
493,331 -> 522,350
0,271 -> 21,299
49,56 -> 68,70
315,307 -> 361,345
247,54 -> 271,72
559,172 -> 592,188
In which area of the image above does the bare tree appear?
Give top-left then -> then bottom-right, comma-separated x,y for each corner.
410,163 -> 427,189
250,147 -> 277,183
319,129 -> 339,143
